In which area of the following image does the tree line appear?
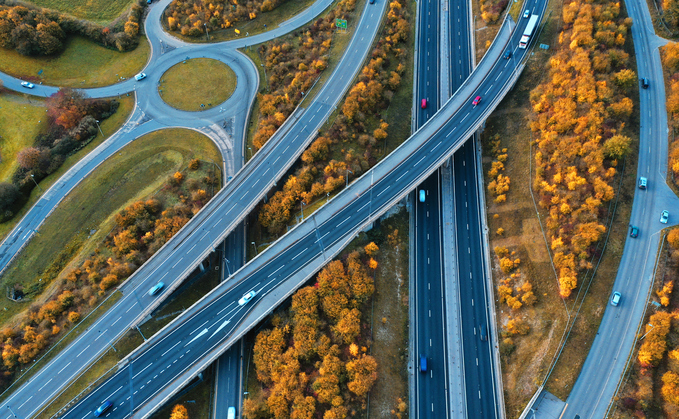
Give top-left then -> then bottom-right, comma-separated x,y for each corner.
663,42 -> 679,182
0,159 -> 217,390
529,0 -> 634,298
164,0 -> 287,37
0,0 -> 145,56
0,88 -> 118,222
480,0 -> 508,24
243,243 -> 379,419
257,0 -> 410,236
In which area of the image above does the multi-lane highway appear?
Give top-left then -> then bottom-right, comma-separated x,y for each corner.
55,15 -> 539,416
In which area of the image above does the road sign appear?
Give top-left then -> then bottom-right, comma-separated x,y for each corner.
336,18 -> 347,29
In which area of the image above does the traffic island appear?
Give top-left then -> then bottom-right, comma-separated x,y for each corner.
158,58 -> 237,111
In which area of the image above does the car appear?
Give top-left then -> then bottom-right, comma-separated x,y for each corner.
611,291 -> 621,306
134,72 -> 147,81
480,324 -> 487,341
472,96 -> 482,106
641,78 -> 650,89
94,401 -> 113,417
369,0 -> 375,3
238,290 -> 257,306
661,210 -> 669,224
227,407 -> 236,419
523,9 -> 531,18
20,81 -> 34,89
419,190 -> 426,202
503,50 -> 512,60
148,282 -> 165,296
630,226 -> 639,238
421,98 -> 427,109
419,354 -> 427,372
638,176 -> 647,189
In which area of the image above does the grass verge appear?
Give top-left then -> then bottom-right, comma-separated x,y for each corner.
0,129 -> 221,329
159,58 -> 237,111
0,36 -> 150,88
0,95 -> 136,242
25,0 -> 135,23
164,0 -> 319,44
0,94 -> 48,183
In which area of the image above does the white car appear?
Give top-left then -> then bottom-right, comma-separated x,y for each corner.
523,9 -> 530,18
20,81 -> 34,89
134,72 -> 147,81
238,290 -> 257,306
661,210 -> 669,224
611,291 -> 621,306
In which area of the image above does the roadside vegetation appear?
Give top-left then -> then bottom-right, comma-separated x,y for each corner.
159,58 -> 237,111
244,216 -> 409,419
0,95 -> 135,241
0,129 -> 221,394
163,0 -> 292,39
613,229 -> 679,418
664,42 -> 679,182
253,0 -> 411,236
481,0 -> 639,415
0,88 -> 120,223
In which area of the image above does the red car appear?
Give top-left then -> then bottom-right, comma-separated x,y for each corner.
472,96 -> 482,106
421,98 -> 427,109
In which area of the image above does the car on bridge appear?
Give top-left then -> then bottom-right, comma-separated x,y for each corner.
148,282 -> 165,296
419,190 -> 426,202
421,98 -> 427,109
472,96 -> 482,106
238,290 -> 257,306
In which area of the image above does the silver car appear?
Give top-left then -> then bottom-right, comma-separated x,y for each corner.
238,290 -> 257,306
661,210 -> 669,224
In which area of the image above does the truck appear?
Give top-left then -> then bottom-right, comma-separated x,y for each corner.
519,14 -> 539,49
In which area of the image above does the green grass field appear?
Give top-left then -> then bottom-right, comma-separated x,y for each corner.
0,129 -> 221,328
159,58 -> 237,111
0,95 -> 136,241
25,0 -> 135,23
0,94 -> 48,183
0,36 -> 150,88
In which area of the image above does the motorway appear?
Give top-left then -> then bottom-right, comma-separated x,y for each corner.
55,12 -> 541,416
0,0 -> 389,417
559,0 -> 679,416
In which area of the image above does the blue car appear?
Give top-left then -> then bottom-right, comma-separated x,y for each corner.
419,354 -> 427,372
148,282 -> 165,296
419,190 -> 426,202
94,401 -> 113,417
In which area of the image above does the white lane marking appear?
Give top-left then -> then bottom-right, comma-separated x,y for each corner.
126,305 -> 134,314
132,363 -> 153,380
58,362 -> 72,375
268,265 -> 284,277
461,113 -> 469,122
210,319 -> 231,339
431,142 -> 442,151
76,345 -> 90,358
395,172 -> 408,182
189,244 -> 196,252
187,328 -> 208,345
161,341 -> 181,357
111,316 -> 122,326
172,258 -> 183,269
38,378 -> 54,391
357,202 -> 369,213
337,216 -> 352,227
18,396 -> 33,409
414,155 -> 427,167
376,186 -> 390,197
190,320 -> 209,334
105,385 -> 123,401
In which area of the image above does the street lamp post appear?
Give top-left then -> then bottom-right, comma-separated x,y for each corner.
224,258 -> 232,276
30,174 -> 42,192
326,192 -> 330,203
204,23 -> 209,41
95,119 -> 104,137
247,147 -> 252,158
301,201 -> 306,220
346,169 -> 353,187
251,241 -> 257,255
641,323 -> 655,340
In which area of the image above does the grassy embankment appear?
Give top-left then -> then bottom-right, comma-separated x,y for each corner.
159,58 -> 237,111
0,95 -> 136,241
25,0 -> 135,23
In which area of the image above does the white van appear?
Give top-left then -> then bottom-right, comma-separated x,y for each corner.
227,407 -> 236,419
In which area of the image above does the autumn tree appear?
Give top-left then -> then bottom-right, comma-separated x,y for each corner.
169,404 -> 189,419
346,354 -> 378,396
